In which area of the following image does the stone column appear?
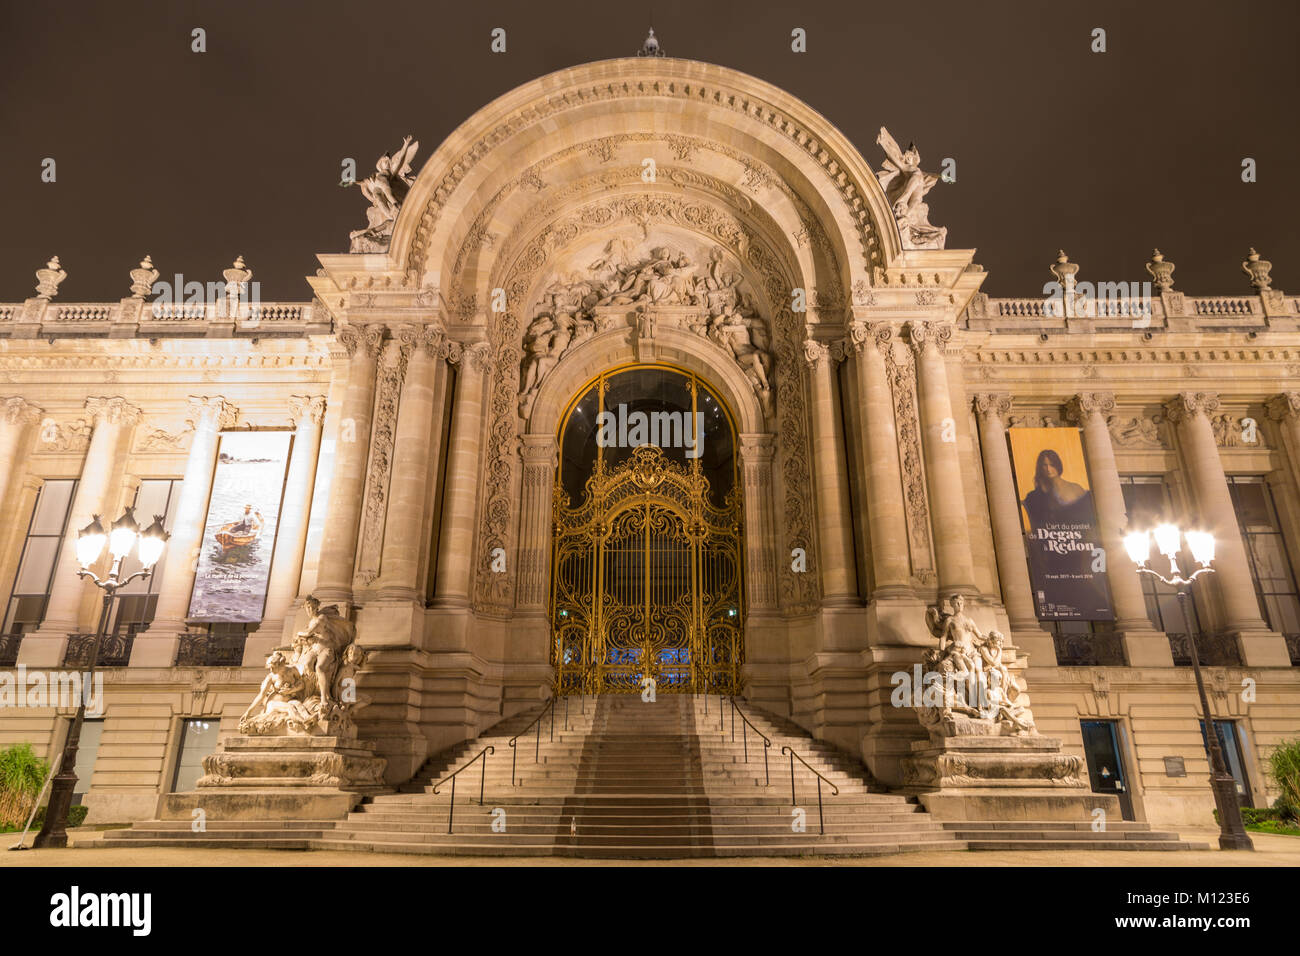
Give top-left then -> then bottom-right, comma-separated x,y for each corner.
515,434 -> 558,611
260,396 -> 326,624
0,398 -> 42,508
1164,391 -> 1290,667
378,326 -> 443,602
432,341 -> 492,607
23,397 -> 141,665
971,393 -> 1056,660
905,320 -> 976,596
739,434 -> 779,610
315,323 -> 385,605
1064,392 -> 1173,666
130,396 -> 237,666
803,336 -> 858,604
847,321 -> 911,596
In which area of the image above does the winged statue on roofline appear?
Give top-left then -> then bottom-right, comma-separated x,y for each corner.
346,135 -> 420,254
875,126 -> 948,250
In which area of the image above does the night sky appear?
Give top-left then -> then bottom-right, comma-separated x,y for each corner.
2,0 -> 1295,302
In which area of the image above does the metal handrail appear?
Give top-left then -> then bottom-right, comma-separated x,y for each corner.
431,744 -> 494,834
726,696 -> 771,786
781,745 -> 840,835
507,697 -> 556,787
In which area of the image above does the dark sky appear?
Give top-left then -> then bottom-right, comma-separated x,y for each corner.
2,0 -> 1295,302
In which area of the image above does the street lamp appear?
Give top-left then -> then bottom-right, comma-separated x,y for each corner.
1123,523 -> 1254,851
31,507 -> 168,849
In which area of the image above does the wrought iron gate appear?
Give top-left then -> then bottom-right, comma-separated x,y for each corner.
550,444 -> 743,694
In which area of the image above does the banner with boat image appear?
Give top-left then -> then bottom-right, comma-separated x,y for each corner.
187,431 -> 292,622
1006,427 -> 1114,621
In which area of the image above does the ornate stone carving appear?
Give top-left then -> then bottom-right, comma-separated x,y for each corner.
1163,391 -> 1220,424
903,319 -> 953,358
237,595 -> 371,739
36,418 -> 92,452
347,136 -> 419,253
516,242 -> 773,417
85,396 -> 143,428
34,256 -> 67,300
972,392 -> 1012,423
288,395 -> 327,428
1062,391 -> 1116,424
1146,249 -> 1175,292
337,323 -> 385,358
135,424 -> 194,453
1,397 -> 43,427
129,255 -> 159,298
1106,415 -> 1164,448
1267,391 -> 1300,423
917,594 -> 1037,737
879,324 -> 935,582
1211,413 -> 1264,447
357,331 -> 413,583
1242,248 -> 1272,292
875,128 -> 947,249
1006,414 -> 1058,429
801,328 -> 830,369
186,395 -> 238,430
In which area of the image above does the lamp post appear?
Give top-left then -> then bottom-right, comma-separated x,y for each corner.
1123,523 -> 1254,851
31,507 -> 168,849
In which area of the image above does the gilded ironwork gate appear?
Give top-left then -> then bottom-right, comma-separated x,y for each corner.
551,444 -> 744,694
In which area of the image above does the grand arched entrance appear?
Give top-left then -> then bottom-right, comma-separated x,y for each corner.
550,365 -> 744,694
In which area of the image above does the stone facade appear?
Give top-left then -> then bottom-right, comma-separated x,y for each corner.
0,57 -> 1297,829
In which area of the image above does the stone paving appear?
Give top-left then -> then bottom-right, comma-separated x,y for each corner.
3,826 -> 1296,867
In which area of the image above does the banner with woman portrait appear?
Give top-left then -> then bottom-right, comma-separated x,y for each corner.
1006,427 -> 1114,620
187,431 -> 292,622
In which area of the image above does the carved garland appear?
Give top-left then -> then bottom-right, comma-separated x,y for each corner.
474,193 -> 818,612
879,326 -> 936,584
356,328 -> 413,584
407,81 -> 883,282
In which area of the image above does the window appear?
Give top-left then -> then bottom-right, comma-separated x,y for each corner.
1117,476 -> 1205,649
2,479 -> 78,636
70,718 -> 104,804
111,479 -> 183,635
1226,477 -> 1300,644
1199,719 -> 1253,807
171,718 -> 220,793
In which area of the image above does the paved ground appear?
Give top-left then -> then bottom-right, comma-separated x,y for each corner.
2,826 -> 1297,866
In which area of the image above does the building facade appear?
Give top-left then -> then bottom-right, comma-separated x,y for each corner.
1,56 -> 1297,828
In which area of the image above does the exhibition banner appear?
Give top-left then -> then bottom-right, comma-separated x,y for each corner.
1007,427 -> 1114,620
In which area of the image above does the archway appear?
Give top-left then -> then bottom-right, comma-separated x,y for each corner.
551,364 -> 743,694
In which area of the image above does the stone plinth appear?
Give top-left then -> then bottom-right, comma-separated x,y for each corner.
161,734 -> 388,822
901,733 -> 1117,821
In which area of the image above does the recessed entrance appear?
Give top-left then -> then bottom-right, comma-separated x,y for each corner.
551,365 -> 743,694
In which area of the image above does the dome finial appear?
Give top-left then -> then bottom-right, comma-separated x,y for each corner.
638,27 -> 664,57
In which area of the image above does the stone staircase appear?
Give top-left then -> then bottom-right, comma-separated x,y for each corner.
94,694 -> 1205,857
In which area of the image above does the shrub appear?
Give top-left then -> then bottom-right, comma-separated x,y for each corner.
0,743 -> 50,829
1268,738 -> 1300,821
31,804 -> 88,829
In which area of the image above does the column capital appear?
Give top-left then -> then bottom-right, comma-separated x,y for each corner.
801,330 -> 831,370
391,323 -> 420,349
903,319 -> 953,358
1062,391 -> 1117,425
84,396 -> 142,428
288,395 -> 327,428
971,392 -> 1013,424
1163,390 -> 1221,424
1266,391 -> 1300,423
451,341 -> 493,374
2,396 -> 44,426
338,322 -> 385,358
521,433 -> 558,467
738,432 -> 776,463
185,395 -> 237,430
418,321 -> 447,356
844,319 -> 893,356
